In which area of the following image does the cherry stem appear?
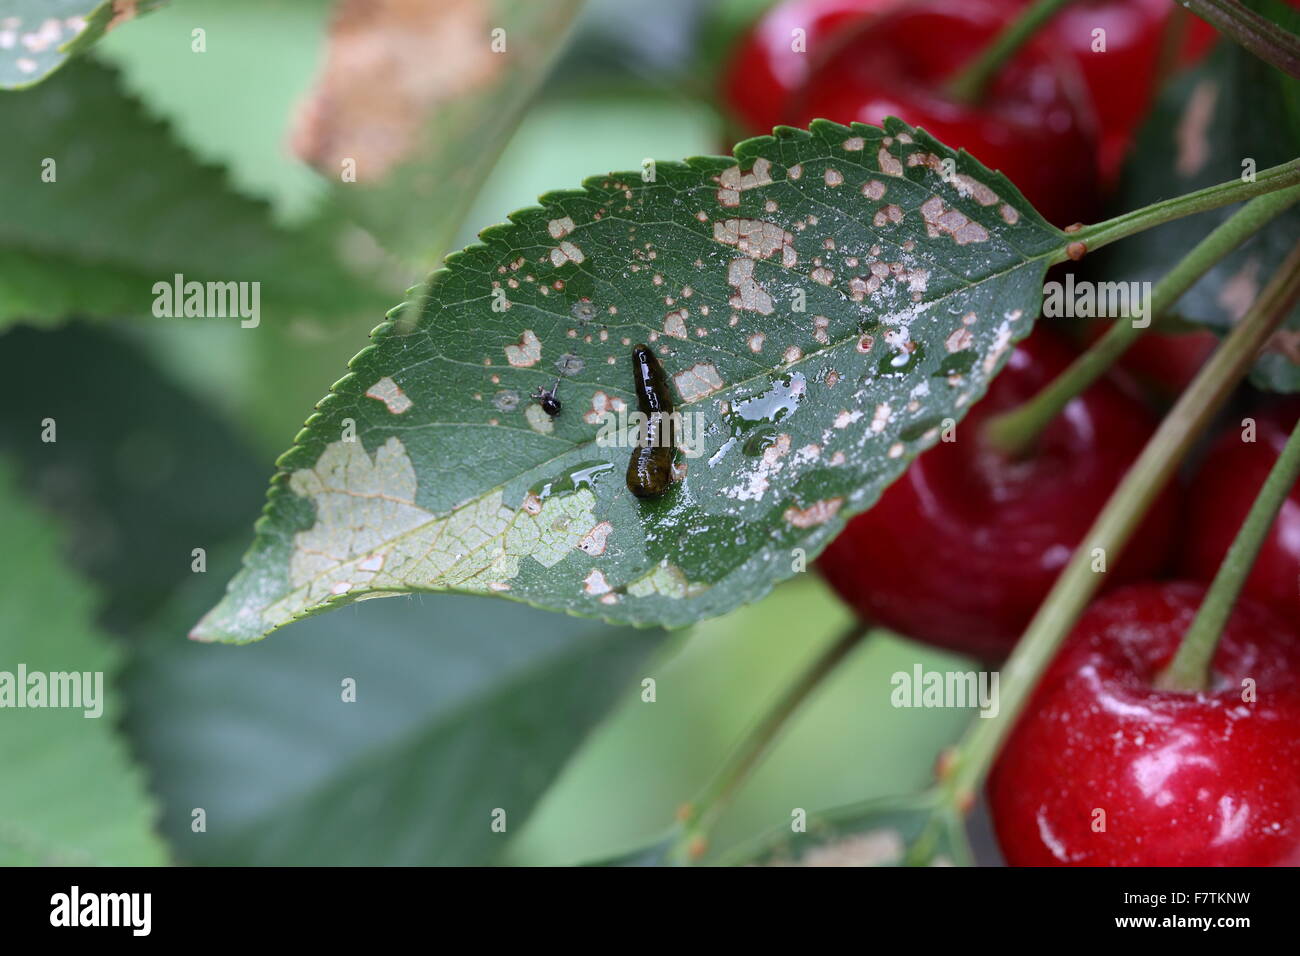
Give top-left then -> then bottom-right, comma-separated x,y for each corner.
984,185 -> 1300,457
1181,0 -> 1300,81
945,0 -> 1076,105
940,242 -> 1300,811
671,620 -> 868,863
1157,414 -> 1300,692
1063,158 -> 1300,260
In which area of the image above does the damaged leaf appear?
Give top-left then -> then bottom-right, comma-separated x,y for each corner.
0,0 -> 167,90
197,117 -> 1071,643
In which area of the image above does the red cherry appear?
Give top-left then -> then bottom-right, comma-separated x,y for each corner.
1007,0 -> 1171,184
1180,14 -> 1221,66
1083,324 -> 1219,398
818,330 -> 1179,660
1124,330 -> 1219,397
721,0 -> 902,135
789,0 -> 1101,227
1180,401 -> 1300,621
989,582 -> 1300,866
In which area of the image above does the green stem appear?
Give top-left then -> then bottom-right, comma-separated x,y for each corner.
672,621 -> 868,861
941,241 -> 1300,810
1066,158 -> 1300,258
1182,0 -> 1300,81
985,185 -> 1300,456
1157,414 -> 1300,691
946,0 -> 1076,104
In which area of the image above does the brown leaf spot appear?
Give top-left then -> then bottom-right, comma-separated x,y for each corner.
673,363 -> 724,401
877,147 -> 903,177
291,0 -> 501,179
365,376 -> 413,414
920,196 -> 988,245
716,157 -> 773,207
713,218 -> 797,266
784,498 -> 843,528
728,258 -> 774,314
504,329 -> 542,367
578,522 -> 613,557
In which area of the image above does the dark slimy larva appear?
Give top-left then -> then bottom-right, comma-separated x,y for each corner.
626,345 -> 677,498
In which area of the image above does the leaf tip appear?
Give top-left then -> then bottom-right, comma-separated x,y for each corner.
188,606 -> 225,644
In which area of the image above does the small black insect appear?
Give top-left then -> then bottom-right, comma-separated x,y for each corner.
626,344 -> 677,499
532,378 -> 563,417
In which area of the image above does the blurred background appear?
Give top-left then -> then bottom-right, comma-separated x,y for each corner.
3,0 -> 1281,865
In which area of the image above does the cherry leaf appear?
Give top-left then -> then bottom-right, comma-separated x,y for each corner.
0,0 -> 167,90
0,459 -> 166,864
196,118 -> 1070,643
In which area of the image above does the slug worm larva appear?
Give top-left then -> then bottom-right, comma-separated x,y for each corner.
626,344 -> 677,498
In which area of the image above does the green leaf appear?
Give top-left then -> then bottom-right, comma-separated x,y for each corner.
0,55 -> 396,448
125,551 -> 662,865
0,323 -> 267,631
0,0 -> 165,90
0,457 -> 166,865
94,0 -> 337,224
721,793 -> 972,867
0,57 -> 387,328
1097,0 -> 1300,391
197,117 -> 1067,643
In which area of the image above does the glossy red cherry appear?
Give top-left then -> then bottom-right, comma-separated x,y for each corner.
989,581 -> 1300,866
1007,0 -> 1171,184
790,0 -> 1101,227
1180,400 -> 1300,621
721,0 -> 901,135
1083,323 -> 1219,398
1013,0 -> 1300,184
1123,331 -> 1219,397
818,330 -> 1179,660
